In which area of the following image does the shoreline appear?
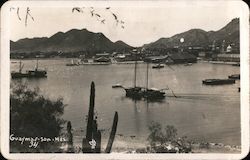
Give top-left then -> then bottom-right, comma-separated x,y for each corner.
71,139 -> 241,153
10,58 -> 240,66
70,129 -> 241,154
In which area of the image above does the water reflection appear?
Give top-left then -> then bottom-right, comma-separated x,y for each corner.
133,100 -> 141,133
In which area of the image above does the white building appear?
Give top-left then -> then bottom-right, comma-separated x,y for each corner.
226,45 -> 232,53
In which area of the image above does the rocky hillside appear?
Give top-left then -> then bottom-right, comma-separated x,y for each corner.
11,18 -> 239,54
10,29 -> 132,53
144,18 -> 239,49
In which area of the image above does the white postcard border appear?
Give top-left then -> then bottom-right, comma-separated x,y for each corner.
1,1 -> 249,159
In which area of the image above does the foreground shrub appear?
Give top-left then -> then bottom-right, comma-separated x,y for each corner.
147,121 -> 192,153
10,82 -> 66,152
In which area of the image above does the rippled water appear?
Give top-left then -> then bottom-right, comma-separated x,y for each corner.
11,59 -> 240,151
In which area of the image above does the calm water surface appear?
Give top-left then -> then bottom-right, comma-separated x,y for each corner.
11,59 -> 240,151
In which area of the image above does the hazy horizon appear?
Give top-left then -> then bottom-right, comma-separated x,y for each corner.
10,1 -> 241,47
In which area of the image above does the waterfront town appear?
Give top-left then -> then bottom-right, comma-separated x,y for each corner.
10,39 -> 239,65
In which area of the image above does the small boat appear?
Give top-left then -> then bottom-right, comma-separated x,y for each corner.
66,63 -> 78,66
112,84 -> 123,88
232,63 -> 240,67
184,63 -> 192,66
228,74 -> 240,80
66,59 -> 79,66
152,64 -> 164,69
26,69 -> 47,78
81,62 -> 111,65
11,72 -> 29,78
202,79 -> 235,85
11,60 -> 47,79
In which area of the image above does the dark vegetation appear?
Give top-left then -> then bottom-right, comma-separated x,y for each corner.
10,82 -> 65,152
10,81 -> 119,153
146,121 -> 192,153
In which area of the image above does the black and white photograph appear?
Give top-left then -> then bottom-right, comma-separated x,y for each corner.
0,0 -> 249,159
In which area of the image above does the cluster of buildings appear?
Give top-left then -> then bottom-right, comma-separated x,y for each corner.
89,40 -> 239,64
143,52 -> 197,64
90,48 -> 197,64
198,40 -> 240,62
11,40 -> 240,64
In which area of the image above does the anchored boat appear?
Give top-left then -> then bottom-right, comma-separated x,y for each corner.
232,63 -> 240,67
124,58 -> 166,101
202,79 -> 235,85
112,83 -> 123,88
11,61 -> 29,78
228,74 -> 240,80
152,64 -> 164,69
11,60 -> 47,79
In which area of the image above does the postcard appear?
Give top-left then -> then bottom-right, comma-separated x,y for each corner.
1,0 -> 249,159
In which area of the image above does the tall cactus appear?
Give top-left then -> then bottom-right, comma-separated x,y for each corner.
82,82 -> 118,153
86,81 -> 95,140
105,111 -> 118,153
82,81 -> 102,153
82,81 -> 96,153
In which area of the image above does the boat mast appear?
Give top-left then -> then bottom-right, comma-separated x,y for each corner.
134,58 -> 137,88
19,60 -> 22,73
146,62 -> 149,90
36,59 -> 38,71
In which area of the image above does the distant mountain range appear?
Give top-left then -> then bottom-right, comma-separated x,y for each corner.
10,18 -> 239,54
10,29 -> 133,53
144,18 -> 239,49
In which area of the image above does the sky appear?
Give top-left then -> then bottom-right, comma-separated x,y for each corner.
9,1 -> 242,47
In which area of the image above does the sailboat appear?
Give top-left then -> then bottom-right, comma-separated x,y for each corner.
124,60 -> 144,100
142,63 -> 166,100
124,60 -> 166,101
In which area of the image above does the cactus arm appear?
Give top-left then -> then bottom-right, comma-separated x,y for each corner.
67,121 -> 73,146
66,121 -> 74,153
105,111 -> 118,153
